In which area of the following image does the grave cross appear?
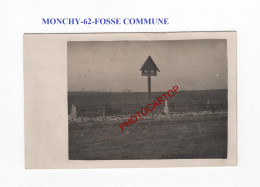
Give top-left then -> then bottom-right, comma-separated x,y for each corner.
140,56 -> 160,100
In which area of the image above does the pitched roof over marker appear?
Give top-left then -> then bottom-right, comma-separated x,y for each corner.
140,56 -> 160,72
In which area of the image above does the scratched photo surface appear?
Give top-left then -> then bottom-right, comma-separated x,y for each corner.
68,40 -> 227,160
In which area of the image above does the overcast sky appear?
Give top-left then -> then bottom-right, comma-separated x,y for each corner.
68,40 -> 227,92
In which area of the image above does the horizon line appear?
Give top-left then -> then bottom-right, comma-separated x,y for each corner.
68,88 -> 228,93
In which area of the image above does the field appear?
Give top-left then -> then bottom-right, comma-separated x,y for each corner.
68,89 -> 227,107
68,89 -> 227,116
68,89 -> 228,160
69,112 -> 227,160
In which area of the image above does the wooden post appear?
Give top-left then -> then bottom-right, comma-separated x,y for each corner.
207,100 -> 210,109
140,56 -> 160,100
148,75 -> 151,100
102,105 -> 105,118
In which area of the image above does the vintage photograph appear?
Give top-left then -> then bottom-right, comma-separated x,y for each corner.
68,39 -> 228,160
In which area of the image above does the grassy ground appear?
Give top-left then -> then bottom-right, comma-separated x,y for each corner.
68,90 -> 228,116
68,90 -> 227,106
69,112 -> 227,160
